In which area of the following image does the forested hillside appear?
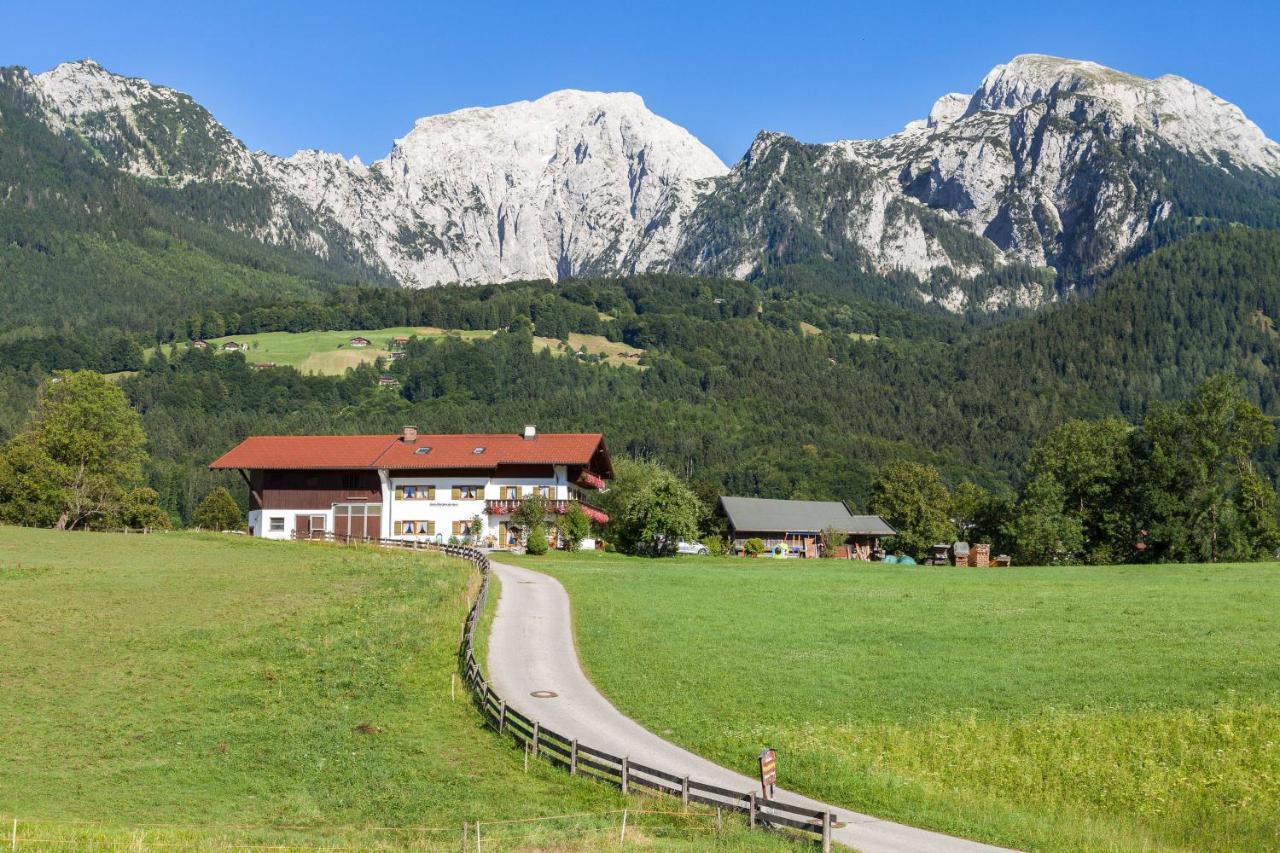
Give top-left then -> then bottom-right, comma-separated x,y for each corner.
3,228 -> 1277,524
0,67 -> 387,335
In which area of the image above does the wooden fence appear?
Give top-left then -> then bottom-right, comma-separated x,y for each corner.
449,543 -> 836,850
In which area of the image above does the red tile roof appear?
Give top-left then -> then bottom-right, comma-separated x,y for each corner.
210,432 -> 611,474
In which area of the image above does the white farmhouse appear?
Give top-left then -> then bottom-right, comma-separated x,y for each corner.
210,426 -> 611,547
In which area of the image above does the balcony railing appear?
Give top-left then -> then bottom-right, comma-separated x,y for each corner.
485,499 -> 609,524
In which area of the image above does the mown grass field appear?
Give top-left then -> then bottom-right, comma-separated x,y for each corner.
0,528 -> 783,850
188,327 -> 496,375
532,333 -> 645,368
149,327 -> 646,376
507,550 -> 1280,851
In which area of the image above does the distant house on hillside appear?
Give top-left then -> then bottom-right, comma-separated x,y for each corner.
390,335 -> 411,349
350,336 -> 372,348
388,351 -> 405,361
717,496 -> 894,559
378,374 -> 400,387
254,362 -> 276,370
191,340 -> 209,350
222,341 -> 243,351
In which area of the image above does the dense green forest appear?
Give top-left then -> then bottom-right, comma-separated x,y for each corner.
5,226 -> 1280,532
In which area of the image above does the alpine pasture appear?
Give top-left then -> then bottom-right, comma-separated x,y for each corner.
507,550 -> 1280,852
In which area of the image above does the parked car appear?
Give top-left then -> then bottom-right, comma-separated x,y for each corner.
675,540 -> 710,556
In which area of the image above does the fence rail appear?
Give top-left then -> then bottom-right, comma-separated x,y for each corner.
443,542 -> 835,850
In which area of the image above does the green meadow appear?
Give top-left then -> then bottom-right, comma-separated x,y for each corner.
0,528 -> 781,850
507,550 -> 1280,851
188,326 -> 496,375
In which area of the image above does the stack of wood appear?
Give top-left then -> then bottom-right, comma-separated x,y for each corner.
993,554 -> 1012,567
969,544 -> 991,567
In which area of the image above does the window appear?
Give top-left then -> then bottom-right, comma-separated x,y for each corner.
500,486 -> 519,500
472,446 -> 486,455
269,516 -> 285,532
453,519 -> 477,536
415,446 -> 432,455
452,485 -> 480,500
395,485 -> 435,500
539,486 -> 553,498
396,520 -> 435,536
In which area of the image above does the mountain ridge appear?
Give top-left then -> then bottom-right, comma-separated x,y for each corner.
11,54 -> 1280,314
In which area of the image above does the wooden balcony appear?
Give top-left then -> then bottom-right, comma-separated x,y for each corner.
485,499 -> 609,523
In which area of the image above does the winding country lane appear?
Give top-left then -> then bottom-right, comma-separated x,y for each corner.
485,559 -> 1014,853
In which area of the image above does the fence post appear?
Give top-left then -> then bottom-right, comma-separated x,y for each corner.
570,739 -> 578,775
532,721 -> 540,756
619,808 -> 628,843
715,808 -> 722,836
748,791 -> 757,828
461,821 -> 467,852
498,700 -> 506,733
681,776 -> 689,810
822,811 -> 833,852
620,755 -> 629,795
10,818 -> 15,853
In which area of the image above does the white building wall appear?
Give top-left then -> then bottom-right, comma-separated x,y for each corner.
251,508 -> 334,540
249,466 -> 582,545
387,466 -> 570,545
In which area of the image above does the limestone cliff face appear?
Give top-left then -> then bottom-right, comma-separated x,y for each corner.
22,55 -> 1280,313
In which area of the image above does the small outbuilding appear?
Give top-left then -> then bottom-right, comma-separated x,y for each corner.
350,336 -> 372,348
717,496 -> 895,559
222,341 -> 243,351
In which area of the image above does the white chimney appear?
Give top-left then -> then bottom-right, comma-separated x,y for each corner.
523,424 -> 537,440
402,426 -> 418,443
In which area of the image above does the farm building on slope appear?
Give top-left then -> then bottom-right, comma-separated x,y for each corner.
210,426 -> 611,547
717,496 -> 894,558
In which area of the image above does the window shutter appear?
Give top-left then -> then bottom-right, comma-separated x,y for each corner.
427,521 -> 436,535
452,520 -> 461,535
396,520 -> 406,535
426,486 -> 436,500
451,486 -> 461,500
395,486 -> 404,500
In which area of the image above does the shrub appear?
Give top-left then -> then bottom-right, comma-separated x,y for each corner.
744,537 -> 765,557
526,524 -> 549,555
699,535 -> 729,556
192,486 -> 245,531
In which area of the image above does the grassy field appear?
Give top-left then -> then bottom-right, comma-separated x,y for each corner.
0,528 -> 783,850
184,327 -> 496,375
533,333 -> 645,368
506,550 -> 1280,851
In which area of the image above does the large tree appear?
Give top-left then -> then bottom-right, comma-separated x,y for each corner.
1024,418 -> 1131,562
0,371 -> 163,529
868,461 -> 953,558
604,459 -> 701,556
1130,375 -> 1280,562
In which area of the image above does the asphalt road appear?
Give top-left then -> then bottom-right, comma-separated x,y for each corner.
485,559 -> 1013,853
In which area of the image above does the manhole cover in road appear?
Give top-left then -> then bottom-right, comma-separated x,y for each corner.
530,690 -> 558,699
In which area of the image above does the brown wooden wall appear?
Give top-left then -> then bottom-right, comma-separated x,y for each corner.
250,470 -> 381,510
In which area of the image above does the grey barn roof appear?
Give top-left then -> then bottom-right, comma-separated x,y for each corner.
718,496 -> 896,536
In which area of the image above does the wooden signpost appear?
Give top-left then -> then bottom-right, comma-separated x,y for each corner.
758,747 -> 777,797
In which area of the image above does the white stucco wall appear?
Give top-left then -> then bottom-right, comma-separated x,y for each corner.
251,508 -> 333,540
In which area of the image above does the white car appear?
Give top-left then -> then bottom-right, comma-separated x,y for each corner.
675,540 -> 709,556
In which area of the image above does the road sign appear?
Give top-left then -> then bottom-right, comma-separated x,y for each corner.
758,747 -> 777,797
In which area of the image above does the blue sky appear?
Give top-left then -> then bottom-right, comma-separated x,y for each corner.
4,0 -> 1278,165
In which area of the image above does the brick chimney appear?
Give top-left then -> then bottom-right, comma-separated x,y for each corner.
402,426 -> 418,443
523,424 -> 537,440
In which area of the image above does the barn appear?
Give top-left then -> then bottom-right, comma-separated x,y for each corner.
717,496 -> 894,558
